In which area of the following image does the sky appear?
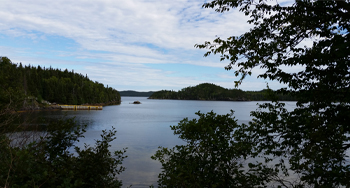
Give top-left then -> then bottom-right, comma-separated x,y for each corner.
1,0 -> 295,92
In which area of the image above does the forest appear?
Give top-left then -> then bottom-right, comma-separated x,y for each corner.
119,90 -> 154,97
0,57 -> 126,187
149,83 -> 296,101
0,57 -> 121,108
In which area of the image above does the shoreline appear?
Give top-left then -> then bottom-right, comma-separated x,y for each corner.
18,101 -> 121,112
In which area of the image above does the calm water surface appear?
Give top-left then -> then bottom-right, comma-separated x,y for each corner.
38,97 -> 297,187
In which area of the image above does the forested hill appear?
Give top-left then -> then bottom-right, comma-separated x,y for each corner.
0,57 -> 120,106
148,83 -> 295,101
119,90 -> 154,97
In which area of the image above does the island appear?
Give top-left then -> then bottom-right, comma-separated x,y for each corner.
148,83 -> 295,101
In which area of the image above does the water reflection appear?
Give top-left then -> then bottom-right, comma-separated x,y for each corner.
33,97 -> 297,187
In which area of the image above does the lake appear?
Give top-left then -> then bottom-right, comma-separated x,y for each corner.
37,97 -> 297,187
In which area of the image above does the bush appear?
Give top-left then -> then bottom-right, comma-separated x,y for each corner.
0,118 -> 127,188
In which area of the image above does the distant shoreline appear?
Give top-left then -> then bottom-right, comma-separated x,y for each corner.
119,90 -> 154,97
148,83 -> 296,101
147,97 -> 296,102
18,101 -> 121,112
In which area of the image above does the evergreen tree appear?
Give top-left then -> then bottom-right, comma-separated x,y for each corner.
0,57 -> 121,107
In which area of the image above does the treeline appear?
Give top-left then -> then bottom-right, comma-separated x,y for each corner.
149,83 -> 295,101
0,57 -> 120,106
119,90 -> 154,97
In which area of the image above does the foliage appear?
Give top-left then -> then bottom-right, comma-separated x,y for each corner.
0,57 -> 120,106
0,118 -> 127,188
119,90 -> 155,97
152,111 -> 278,188
154,0 -> 350,187
0,71 -> 127,188
149,83 -> 295,101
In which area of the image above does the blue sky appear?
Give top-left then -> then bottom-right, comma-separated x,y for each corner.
1,0 -> 295,91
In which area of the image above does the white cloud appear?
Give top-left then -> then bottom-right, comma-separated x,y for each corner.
81,62 -> 200,91
0,0 -> 297,91
1,0 -> 249,49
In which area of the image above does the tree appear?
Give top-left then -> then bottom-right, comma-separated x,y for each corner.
0,57 -> 127,187
0,57 -> 121,106
153,0 -> 350,187
0,117 -> 127,188
152,111 -> 276,188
